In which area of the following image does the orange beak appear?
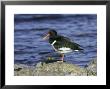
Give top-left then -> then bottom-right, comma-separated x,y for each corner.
43,33 -> 50,40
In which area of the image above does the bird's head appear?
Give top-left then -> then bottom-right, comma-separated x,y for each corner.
43,29 -> 57,40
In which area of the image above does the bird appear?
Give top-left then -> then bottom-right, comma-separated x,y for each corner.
43,29 -> 83,62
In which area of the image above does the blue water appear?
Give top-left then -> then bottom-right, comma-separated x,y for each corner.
14,14 -> 97,67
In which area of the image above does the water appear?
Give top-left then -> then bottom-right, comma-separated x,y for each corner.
14,14 -> 97,67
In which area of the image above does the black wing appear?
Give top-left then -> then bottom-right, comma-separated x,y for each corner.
54,35 -> 83,50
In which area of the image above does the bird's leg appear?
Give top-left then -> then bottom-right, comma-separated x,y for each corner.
61,54 -> 64,62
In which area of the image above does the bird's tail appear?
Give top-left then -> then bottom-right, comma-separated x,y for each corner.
78,47 -> 86,54
79,48 -> 84,53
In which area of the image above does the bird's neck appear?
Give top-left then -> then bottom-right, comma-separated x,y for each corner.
49,36 -> 56,44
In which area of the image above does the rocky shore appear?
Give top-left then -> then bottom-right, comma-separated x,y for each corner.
14,59 -> 97,76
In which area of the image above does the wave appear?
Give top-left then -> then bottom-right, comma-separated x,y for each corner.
14,14 -> 64,22
14,27 -> 50,32
14,14 -> 97,22
14,50 -> 37,54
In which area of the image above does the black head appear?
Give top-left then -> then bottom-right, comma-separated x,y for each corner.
48,30 -> 57,37
43,29 -> 57,40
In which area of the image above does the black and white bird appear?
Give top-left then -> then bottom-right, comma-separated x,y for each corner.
43,29 -> 83,62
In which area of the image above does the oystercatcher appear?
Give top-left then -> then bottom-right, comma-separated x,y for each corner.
43,29 -> 83,62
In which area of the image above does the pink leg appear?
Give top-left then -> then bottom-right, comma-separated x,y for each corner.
61,54 -> 64,62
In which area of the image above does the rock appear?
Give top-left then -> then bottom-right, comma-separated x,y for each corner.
86,59 -> 97,76
33,62 -> 87,76
14,59 -> 97,76
14,64 -> 34,76
35,62 -> 42,68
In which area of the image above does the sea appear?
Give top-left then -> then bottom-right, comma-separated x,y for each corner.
14,14 -> 97,67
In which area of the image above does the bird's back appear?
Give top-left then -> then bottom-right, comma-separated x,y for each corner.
50,35 -> 83,51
